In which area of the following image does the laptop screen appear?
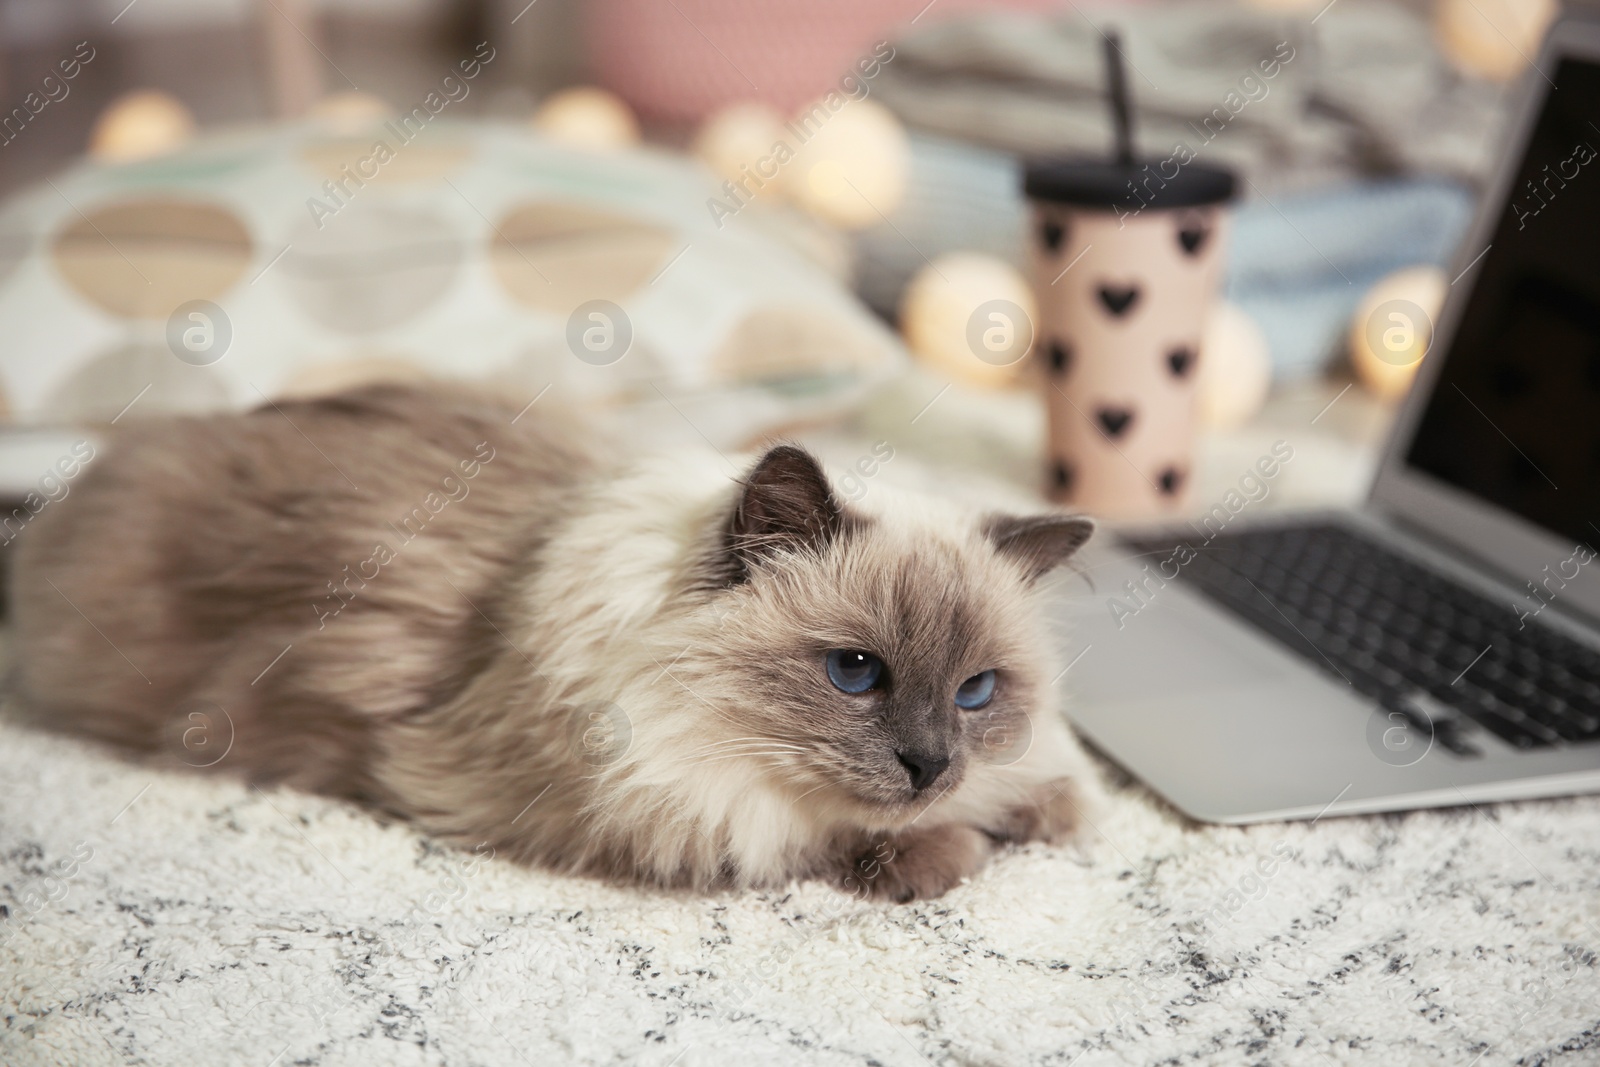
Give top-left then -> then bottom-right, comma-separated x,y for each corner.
1404,56 -> 1600,548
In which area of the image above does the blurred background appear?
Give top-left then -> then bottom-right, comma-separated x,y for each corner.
0,0 -> 1577,514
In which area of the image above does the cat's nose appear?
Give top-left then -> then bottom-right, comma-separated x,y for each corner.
896,750 -> 949,792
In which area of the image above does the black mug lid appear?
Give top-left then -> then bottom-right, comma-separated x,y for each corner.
1023,158 -> 1236,209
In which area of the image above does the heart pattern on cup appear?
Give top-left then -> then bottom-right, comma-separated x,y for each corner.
1098,285 -> 1141,317
1096,406 -> 1134,438
1157,466 -> 1186,496
1051,459 -> 1075,496
1177,221 -> 1210,256
1040,218 -> 1066,253
1167,346 -> 1195,378
1047,339 -> 1072,375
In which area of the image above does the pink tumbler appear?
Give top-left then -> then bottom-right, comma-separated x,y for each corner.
1023,33 -> 1236,519
1024,160 -> 1235,518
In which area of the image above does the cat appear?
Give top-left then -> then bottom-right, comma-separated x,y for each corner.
8,383 -> 1098,902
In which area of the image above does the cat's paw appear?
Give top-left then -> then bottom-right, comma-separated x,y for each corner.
840,824 -> 992,903
984,776 -> 1082,846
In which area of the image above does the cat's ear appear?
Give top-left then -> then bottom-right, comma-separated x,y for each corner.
724,444 -> 852,583
983,513 -> 1095,584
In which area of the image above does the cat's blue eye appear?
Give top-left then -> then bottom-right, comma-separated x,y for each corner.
826,649 -> 883,693
955,670 -> 996,709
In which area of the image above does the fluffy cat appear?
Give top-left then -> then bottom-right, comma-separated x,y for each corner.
8,384 -> 1097,901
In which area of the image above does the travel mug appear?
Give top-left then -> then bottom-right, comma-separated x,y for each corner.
1023,160 -> 1235,519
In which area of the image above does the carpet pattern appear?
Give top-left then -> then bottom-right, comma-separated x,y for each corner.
3,718 -> 1599,1066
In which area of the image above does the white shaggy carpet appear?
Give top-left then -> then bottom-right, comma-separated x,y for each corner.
4,714 -> 1600,1067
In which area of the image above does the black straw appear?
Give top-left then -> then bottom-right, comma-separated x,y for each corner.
1103,30 -> 1135,167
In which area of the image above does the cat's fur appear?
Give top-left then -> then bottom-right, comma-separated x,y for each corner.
9,384 -> 1097,901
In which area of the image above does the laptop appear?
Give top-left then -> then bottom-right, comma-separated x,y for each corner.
1055,15 -> 1600,823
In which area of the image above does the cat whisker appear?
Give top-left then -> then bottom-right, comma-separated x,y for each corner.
684,747 -> 803,761
689,735 -> 788,747
671,755 -> 802,771
650,674 -> 785,740
673,743 -> 808,763
791,780 -> 833,803
678,736 -> 807,757
675,750 -> 803,769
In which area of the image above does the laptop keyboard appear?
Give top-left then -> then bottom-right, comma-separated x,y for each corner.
1122,522 -> 1600,753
